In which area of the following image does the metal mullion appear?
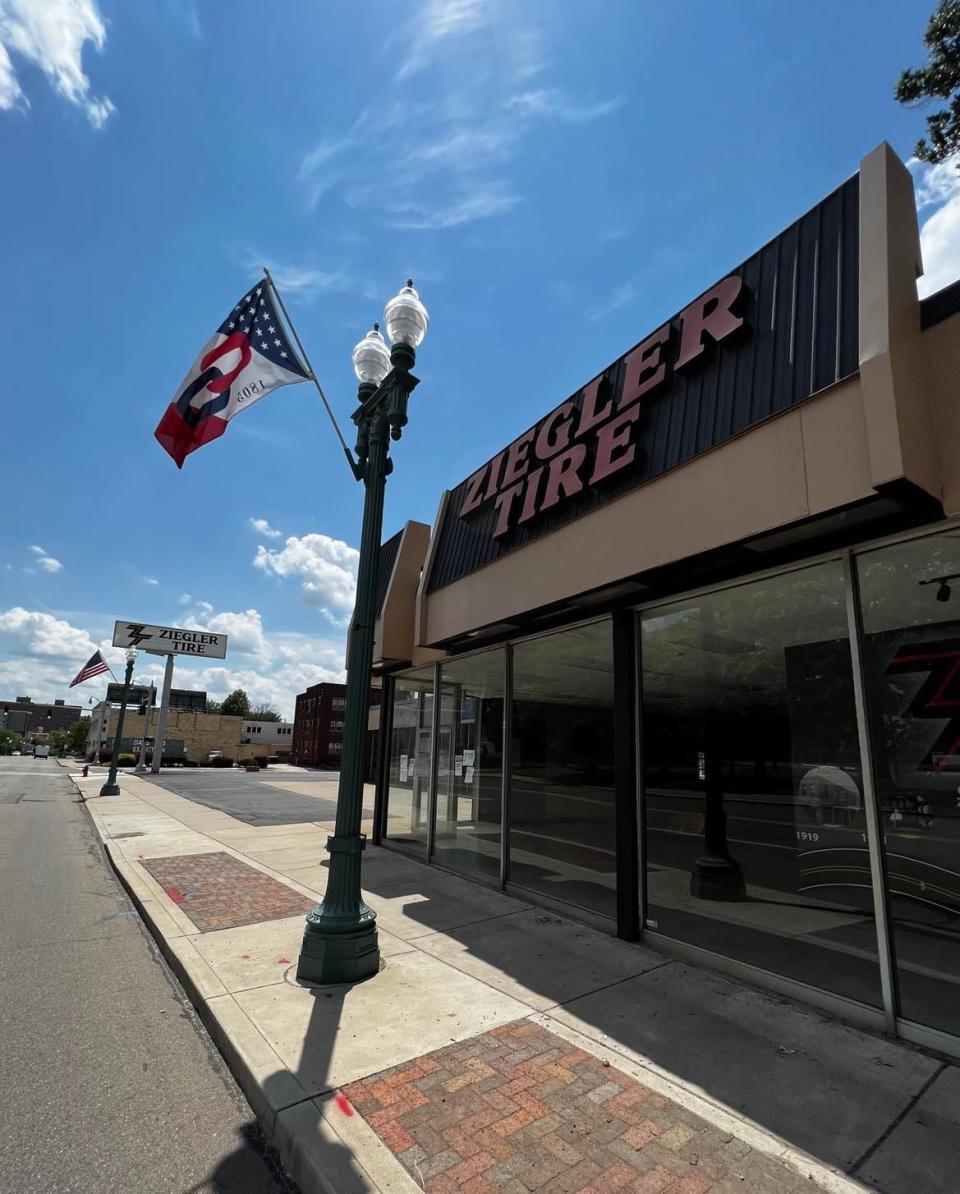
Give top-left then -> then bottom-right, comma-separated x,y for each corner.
427,663 -> 441,859
634,611 -> 647,933
373,675 -> 393,845
843,550 -> 899,1034
500,645 -> 513,890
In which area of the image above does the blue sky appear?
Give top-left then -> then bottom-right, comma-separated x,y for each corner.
2,0 -> 959,719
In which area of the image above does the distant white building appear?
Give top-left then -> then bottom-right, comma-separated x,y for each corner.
241,720 -> 294,757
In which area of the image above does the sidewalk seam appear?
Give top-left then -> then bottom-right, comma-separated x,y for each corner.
848,1059 -> 948,1174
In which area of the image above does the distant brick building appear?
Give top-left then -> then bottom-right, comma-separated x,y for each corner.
291,682 -> 381,769
1,696 -> 82,738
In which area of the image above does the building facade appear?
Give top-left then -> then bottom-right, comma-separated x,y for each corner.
86,705 -> 269,764
241,720 -> 294,757
291,682 -> 381,768
370,144 -> 960,1057
1,696 -> 82,738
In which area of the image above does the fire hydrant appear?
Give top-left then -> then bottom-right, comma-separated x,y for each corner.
81,764 -> 89,778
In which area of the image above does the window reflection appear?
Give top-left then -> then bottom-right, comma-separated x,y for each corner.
384,669 -> 433,849
641,562 -> 881,1006
859,532 -> 960,1034
435,651 -> 504,879
510,622 -> 616,918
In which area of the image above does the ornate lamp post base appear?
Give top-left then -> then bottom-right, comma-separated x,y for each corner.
296,903 -> 380,985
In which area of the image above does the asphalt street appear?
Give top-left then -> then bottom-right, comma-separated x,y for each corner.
0,757 -> 300,1194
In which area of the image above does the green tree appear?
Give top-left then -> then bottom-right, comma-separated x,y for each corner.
66,719 -> 90,755
249,702 -> 281,722
48,729 -> 70,755
220,689 -> 250,717
0,728 -> 18,755
205,698 -> 222,714
896,1 -> 960,162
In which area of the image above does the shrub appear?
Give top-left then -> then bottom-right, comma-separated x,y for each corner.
254,755 -> 269,769
182,759 -> 198,767
211,755 -> 234,767
116,753 -> 137,767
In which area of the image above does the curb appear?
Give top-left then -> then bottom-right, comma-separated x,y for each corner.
97,823 -> 413,1194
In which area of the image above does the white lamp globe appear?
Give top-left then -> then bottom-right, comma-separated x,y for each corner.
384,280 -> 428,349
125,647 -> 137,663
352,323 -> 391,385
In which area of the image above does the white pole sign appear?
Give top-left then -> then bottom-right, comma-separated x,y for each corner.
112,620 -> 229,659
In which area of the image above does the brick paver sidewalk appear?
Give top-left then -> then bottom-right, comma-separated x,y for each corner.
140,851 -> 316,932
343,1021 -> 810,1193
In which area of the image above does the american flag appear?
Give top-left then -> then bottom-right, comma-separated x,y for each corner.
154,281 -> 309,468
69,650 -> 109,688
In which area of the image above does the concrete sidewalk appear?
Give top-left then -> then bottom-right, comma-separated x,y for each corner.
65,762 -> 960,1194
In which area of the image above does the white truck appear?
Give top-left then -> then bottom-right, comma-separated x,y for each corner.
33,745 -> 50,759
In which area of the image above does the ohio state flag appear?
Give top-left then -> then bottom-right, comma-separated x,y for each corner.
155,283 -> 309,468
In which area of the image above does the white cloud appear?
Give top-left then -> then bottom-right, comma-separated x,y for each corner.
0,602 -> 348,720
179,593 -> 192,605
380,188 -> 520,231
253,533 -> 358,624
182,604 -> 269,658
506,88 -> 624,124
397,0 -> 488,81
162,601 -> 347,718
911,154 -> 960,299
0,0 -> 114,128
296,18 -> 621,237
144,576 -> 158,586
249,517 -> 283,539
0,606 -> 95,658
28,545 -> 62,572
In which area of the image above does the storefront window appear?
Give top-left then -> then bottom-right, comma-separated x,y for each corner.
858,531 -> 960,1034
384,668 -> 433,849
641,562 -> 881,1006
509,621 -> 616,918
435,651 -> 504,879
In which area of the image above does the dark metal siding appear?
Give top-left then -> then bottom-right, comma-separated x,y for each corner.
921,277 -> 960,330
427,175 -> 860,594
375,530 -> 403,618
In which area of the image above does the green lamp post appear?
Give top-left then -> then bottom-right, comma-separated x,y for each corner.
297,281 -> 428,985
100,648 -> 137,797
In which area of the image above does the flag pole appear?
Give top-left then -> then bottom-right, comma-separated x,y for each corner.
263,267 -> 361,481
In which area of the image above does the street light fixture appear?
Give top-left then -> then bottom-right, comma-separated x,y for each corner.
296,280 -> 428,986
100,648 -> 137,797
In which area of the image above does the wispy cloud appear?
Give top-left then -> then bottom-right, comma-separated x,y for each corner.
143,576 -> 159,586
0,0 -> 114,128
506,88 -> 624,124
236,250 -> 373,303
587,282 -> 637,322
397,0 -> 488,82
380,189 -> 521,231
27,545 -> 62,573
295,11 -> 622,237
249,517 -> 282,540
